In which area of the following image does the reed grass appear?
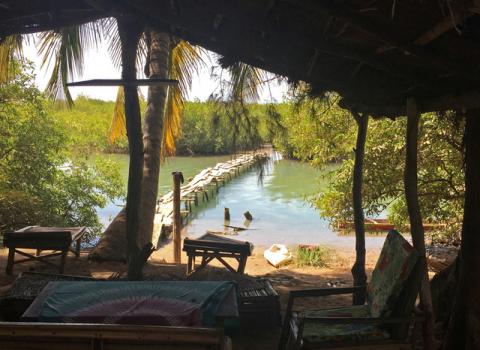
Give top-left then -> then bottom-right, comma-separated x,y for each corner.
294,244 -> 335,268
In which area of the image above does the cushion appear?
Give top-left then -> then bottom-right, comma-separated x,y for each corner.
297,306 -> 390,346
367,230 -> 419,317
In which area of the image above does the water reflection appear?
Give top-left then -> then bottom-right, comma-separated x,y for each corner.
182,154 -> 386,250
96,153 -> 387,250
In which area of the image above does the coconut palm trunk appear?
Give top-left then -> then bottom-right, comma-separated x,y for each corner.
89,30 -> 171,261
117,19 -> 152,280
138,30 -> 171,248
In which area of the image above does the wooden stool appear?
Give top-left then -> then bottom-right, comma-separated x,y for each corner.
183,233 -> 253,275
4,226 -> 86,275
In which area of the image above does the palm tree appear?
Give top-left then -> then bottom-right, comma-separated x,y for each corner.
90,29 -> 203,262
0,34 -> 24,82
0,19 -> 203,276
1,24 -> 268,273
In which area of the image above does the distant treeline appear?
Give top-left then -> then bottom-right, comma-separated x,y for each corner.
51,96 -> 290,156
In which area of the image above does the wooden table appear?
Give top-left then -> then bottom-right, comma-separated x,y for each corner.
183,233 -> 253,275
4,226 -> 86,275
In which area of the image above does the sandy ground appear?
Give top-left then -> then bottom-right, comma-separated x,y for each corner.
0,244 -> 382,299
0,242 -> 385,349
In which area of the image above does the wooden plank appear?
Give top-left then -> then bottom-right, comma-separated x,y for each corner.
67,79 -> 178,87
183,244 -> 250,255
152,152 -> 268,247
0,323 -> 222,344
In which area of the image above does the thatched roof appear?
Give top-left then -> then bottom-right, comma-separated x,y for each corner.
1,0 -> 480,117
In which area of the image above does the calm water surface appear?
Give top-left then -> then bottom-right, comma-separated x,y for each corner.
95,154 -> 230,226
97,153 -> 386,250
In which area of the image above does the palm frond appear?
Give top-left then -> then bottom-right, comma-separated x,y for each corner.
162,40 -> 205,158
227,62 -> 268,103
109,86 -> 126,143
0,35 -> 24,82
104,18 -> 122,70
104,18 -> 147,74
37,21 -> 103,107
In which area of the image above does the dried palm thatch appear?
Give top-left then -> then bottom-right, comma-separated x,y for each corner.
1,0 -> 480,117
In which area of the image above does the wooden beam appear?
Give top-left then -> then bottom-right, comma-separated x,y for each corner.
343,89 -> 480,117
124,0 -> 434,88
420,90 -> 480,112
67,78 -> 178,87
413,11 -> 468,46
292,0 -> 477,81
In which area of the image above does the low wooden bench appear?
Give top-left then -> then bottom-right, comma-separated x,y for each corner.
0,322 -> 231,350
3,226 -> 86,275
183,233 -> 253,275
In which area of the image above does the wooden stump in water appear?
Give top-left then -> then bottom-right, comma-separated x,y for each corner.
244,211 -> 253,221
224,208 -> 231,221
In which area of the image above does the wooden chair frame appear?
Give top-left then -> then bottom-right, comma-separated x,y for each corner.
279,260 -> 423,350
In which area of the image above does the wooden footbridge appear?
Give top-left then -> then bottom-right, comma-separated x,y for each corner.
151,152 -> 269,248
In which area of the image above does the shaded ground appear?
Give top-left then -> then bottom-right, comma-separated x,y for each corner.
0,242 -> 455,349
0,244 -> 383,349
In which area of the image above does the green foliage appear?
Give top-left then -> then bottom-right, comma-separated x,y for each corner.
271,93 -> 465,242
175,101 -> 277,155
314,114 -> 464,237
49,96 -> 280,156
0,191 -> 43,231
0,61 -> 124,237
270,94 -> 355,165
295,244 -> 336,268
49,96 -> 130,154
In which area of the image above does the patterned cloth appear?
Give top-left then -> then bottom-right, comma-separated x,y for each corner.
292,230 -> 419,346
22,281 -> 236,327
298,305 -> 389,345
367,230 -> 419,317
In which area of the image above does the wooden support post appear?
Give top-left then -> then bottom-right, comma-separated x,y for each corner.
351,111 -> 368,305
444,109 -> 480,348
404,98 -> 435,349
75,238 -> 81,258
6,248 -> 15,275
59,249 -> 68,274
172,171 -> 184,264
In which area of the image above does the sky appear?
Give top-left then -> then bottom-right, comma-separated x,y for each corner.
23,40 -> 289,103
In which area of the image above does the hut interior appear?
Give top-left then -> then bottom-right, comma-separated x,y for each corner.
2,0 -> 480,116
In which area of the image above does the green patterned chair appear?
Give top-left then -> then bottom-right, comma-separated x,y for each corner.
279,230 -> 423,350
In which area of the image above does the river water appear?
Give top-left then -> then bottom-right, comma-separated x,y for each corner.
96,153 -> 386,250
